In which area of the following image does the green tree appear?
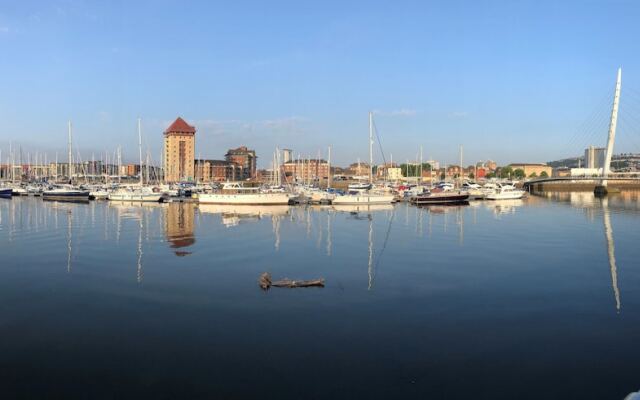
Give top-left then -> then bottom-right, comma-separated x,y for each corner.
468,172 -> 475,179
499,166 -> 513,179
486,172 -> 496,179
540,171 -> 549,178
529,172 -> 537,178
399,163 -> 431,177
440,172 -> 445,180
513,168 -> 525,179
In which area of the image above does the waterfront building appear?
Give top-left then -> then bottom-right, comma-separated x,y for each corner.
125,164 -> 139,177
347,162 -> 370,177
376,163 -> 400,179
164,117 -> 196,183
282,149 -> 293,163
425,159 -> 440,171
585,146 -> 606,169
282,159 -> 329,183
508,163 -> 553,177
195,159 -> 243,182
225,146 -> 256,180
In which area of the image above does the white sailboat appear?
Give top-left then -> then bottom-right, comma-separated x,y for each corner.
108,119 -> 163,202
43,121 -> 90,201
332,112 -> 394,205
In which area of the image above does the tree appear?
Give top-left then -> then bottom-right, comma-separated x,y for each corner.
399,163 -> 431,177
529,172 -> 537,178
468,172 -> 475,179
486,172 -> 496,179
440,172 -> 445,180
500,166 -> 513,179
540,171 -> 549,178
513,168 -> 525,179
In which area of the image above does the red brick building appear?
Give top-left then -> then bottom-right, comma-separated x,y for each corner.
282,159 -> 329,183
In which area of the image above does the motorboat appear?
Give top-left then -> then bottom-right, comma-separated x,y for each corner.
348,182 -> 372,191
196,182 -> 290,205
0,187 -> 12,198
332,191 -> 395,205
43,186 -> 90,201
484,184 -> 526,200
107,186 -> 163,202
11,186 -> 28,196
410,188 -> 469,205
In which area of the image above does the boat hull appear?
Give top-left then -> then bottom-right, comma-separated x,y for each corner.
107,193 -> 162,202
410,193 -> 469,205
42,191 -> 90,202
485,192 -> 525,200
0,188 -> 12,198
197,193 -> 291,205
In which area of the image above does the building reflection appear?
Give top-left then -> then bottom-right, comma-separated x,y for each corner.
164,203 -> 196,256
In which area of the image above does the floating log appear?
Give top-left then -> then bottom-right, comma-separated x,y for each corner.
258,272 -> 324,290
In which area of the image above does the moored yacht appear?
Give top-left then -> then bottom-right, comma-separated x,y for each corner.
107,186 -> 162,202
332,112 -> 394,206
196,182 -> 291,205
43,185 -> 90,201
0,186 -> 12,198
410,189 -> 469,205
484,183 -> 526,200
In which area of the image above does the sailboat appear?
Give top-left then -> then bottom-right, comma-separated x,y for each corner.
43,121 -> 90,202
332,112 -> 394,205
108,119 -> 163,202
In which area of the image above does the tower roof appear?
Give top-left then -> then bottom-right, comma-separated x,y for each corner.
164,117 -> 196,134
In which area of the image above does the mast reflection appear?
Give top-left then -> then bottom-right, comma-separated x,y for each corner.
601,197 -> 621,312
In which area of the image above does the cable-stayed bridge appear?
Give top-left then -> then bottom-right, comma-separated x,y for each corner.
526,68 -> 640,194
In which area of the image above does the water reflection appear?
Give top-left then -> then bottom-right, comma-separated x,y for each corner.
601,197 -> 621,312
165,203 -> 196,256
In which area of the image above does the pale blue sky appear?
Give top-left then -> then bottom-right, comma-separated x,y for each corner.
2,0 -> 640,167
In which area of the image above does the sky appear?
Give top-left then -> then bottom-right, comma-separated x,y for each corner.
2,0 -> 640,167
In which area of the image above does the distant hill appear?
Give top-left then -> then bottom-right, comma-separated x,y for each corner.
547,157 -> 582,169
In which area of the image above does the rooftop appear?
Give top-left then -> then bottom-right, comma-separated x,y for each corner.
164,117 -> 196,135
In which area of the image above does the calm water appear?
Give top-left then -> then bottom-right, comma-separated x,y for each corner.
1,194 -> 640,399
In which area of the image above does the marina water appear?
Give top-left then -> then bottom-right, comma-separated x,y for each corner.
1,194 -> 640,399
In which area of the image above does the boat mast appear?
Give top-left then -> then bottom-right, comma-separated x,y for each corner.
602,68 -> 622,187
68,121 -> 73,183
459,144 -> 463,186
369,111 -> 373,185
327,145 -> 332,189
138,118 -> 143,186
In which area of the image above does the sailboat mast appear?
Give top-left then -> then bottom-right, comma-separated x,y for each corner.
459,144 -> 463,185
138,118 -> 143,186
369,111 -> 373,185
68,121 -> 73,182
327,145 -> 332,189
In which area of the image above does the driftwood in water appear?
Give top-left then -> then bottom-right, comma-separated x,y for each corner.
259,272 -> 324,290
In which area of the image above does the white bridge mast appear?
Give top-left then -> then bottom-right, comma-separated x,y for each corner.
602,68 -> 622,187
